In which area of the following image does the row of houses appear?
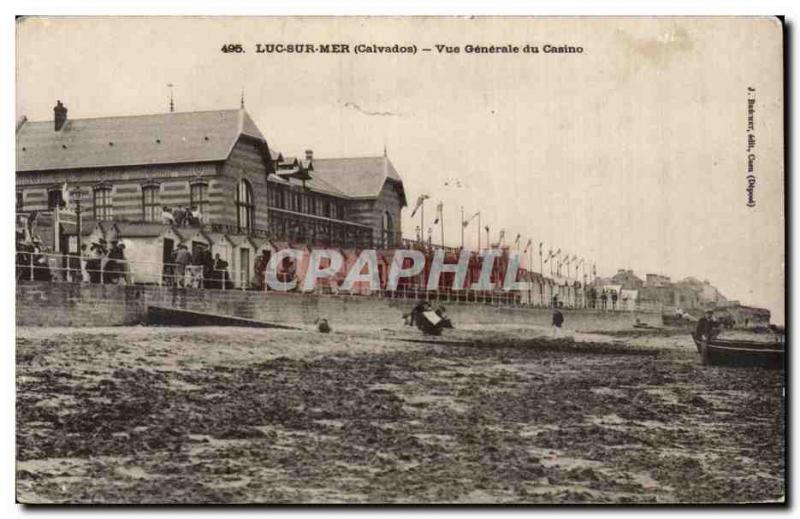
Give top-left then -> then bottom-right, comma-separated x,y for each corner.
592,268 -> 771,324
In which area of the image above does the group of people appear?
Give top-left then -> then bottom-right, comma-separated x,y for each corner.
15,232 -> 132,285
15,234 -> 52,281
164,243 -> 231,289
161,205 -> 203,227
82,239 -> 129,284
586,288 -> 620,310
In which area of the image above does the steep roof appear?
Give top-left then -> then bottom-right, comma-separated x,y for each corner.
311,156 -> 406,206
16,109 -> 267,172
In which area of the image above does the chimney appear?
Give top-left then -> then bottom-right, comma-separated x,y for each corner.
305,149 -> 313,162
54,100 -> 68,131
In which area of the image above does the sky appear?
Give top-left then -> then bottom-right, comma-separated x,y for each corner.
15,16 -> 785,322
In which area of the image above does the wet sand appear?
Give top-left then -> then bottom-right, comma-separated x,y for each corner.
16,324 -> 785,504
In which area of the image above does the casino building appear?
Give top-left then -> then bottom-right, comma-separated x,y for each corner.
15,101 -> 407,284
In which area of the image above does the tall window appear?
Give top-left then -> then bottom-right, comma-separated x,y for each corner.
236,179 -> 254,231
93,186 -> 113,220
190,182 -> 208,222
16,192 -> 23,212
382,211 -> 394,247
142,185 -> 160,222
47,189 -> 64,210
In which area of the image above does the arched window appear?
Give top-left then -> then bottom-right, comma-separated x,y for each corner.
381,211 -> 394,247
190,181 -> 209,223
236,179 -> 254,231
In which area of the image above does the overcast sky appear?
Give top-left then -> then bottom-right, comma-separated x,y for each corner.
16,16 -> 785,322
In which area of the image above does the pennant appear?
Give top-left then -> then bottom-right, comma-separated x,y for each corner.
432,201 -> 443,225
462,211 -> 479,228
523,238 -> 532,253
410,194 -> 429,218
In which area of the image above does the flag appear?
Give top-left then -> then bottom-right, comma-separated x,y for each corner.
484,226 -> 489,233
61,181 -> 69,210
462,211 -> 479,228
514,233 -> 521,245
523,238 -> 532,253
433,201 -> 443,225
498,229 -> 505,243
410,194 -> 429,218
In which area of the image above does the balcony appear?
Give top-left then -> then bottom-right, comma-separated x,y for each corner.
265,207 -> 374,249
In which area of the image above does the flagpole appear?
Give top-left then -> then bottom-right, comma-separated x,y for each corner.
440,205 -> 445,249
477,213 -> 481,251
528,244 -> 532,275
539,243 -> 543,276
420,200 -> 424,246
54,204 -> 60,252
460,206 -> 464,249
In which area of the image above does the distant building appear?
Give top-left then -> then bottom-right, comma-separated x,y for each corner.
610,269 -> 644,290
645,273 -> 671,287
676,277 -> 727,305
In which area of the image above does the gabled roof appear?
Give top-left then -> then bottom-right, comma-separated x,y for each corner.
16,109 -> 267,172
204,232 -> 235,246
114,222 -> 178,238
228,234 -> 259,249
177,227 -> 213,244
310,156 -> 406,206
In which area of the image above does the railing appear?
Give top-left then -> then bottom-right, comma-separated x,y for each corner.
15,250 -> 640,312
206,223 -> 270,238
266,207 -> 374,249
15,251 -> 237,290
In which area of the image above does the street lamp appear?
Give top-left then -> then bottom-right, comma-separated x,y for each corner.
69,188 -> 84,255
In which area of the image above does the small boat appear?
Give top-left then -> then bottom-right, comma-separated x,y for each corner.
693,335 -> 784,369
404,306 -> 453,336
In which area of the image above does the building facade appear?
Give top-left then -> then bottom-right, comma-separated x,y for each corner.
16,102 -> 406,255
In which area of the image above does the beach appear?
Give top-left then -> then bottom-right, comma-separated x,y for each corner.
16,324 -> 785,504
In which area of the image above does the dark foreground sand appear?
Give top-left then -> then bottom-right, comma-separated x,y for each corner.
16,325 -> 785,504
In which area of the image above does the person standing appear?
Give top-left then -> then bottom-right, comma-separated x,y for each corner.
552,308 -> 564,338
213,253 -> 230,289
161,206 -> 175,225
172,206 -> 186,228
104,241 -> 123,284
694,310 -> 718,341
174,244 -> 192,287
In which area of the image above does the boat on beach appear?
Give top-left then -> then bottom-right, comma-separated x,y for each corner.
693,335 -> 784,369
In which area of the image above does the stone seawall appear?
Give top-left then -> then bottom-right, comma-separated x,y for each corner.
16,281 -> 662,331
